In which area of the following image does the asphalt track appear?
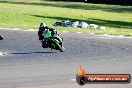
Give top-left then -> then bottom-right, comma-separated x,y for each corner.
0,28 -> 132,88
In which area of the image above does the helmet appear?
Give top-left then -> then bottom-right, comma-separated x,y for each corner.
45,28 -> 49,33
40,22 -> 47,27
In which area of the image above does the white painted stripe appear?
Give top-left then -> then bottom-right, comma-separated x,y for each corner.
90,33 -> 95,35
76,32 -> 82,33
0,28 -> 10,30
95,34 -> 132,38
23,29 -> 37,31
12,28 -> 21,30
0,28 -> 20,31
0,52 -> 3,56
0,27 -> 38,31
0,52 -> 6,56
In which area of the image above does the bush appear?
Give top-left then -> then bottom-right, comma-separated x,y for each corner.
84,0 -> 132,5
50,0 -> 132,5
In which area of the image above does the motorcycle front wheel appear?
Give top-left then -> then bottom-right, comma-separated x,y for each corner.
55,42 -> 64,52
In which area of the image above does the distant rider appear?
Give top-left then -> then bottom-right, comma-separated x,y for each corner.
38,22 -> 64,48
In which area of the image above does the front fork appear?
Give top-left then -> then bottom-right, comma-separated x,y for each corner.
56,35 -> 64,48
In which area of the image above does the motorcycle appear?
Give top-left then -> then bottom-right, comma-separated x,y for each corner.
38,29 -> 64,52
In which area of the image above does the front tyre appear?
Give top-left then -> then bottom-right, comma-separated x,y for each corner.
55,42 -> 64,52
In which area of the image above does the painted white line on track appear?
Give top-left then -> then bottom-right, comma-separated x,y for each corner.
0,52 -> 3,56
0,28 -> 10,30
23,29 -> 37,31
0,51 -> 7,56
0,28 -> 20,31
90,33 -> 95,35
12,28 -> 21,30
76,32 -> 82,33
95,34 -> 132,38
0,28 -> 38,32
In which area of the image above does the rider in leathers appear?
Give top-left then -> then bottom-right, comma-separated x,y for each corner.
38,22 -> 64,49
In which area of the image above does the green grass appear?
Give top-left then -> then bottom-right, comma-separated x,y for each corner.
0,0 -> 132,36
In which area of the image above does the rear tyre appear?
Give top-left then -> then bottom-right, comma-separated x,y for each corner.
42,41 -> 48,48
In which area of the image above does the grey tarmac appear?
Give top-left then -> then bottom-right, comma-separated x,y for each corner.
0,29 -> 132,88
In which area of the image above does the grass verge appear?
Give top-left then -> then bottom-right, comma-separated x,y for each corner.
0,0 -> 132,36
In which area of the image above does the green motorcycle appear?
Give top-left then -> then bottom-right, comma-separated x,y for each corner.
42,30 -> 64,52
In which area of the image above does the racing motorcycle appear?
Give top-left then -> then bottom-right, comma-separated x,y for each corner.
39,29 -> 64,52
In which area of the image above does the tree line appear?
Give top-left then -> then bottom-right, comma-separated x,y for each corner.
84,0 -> 132,5
51,0 -> 132,5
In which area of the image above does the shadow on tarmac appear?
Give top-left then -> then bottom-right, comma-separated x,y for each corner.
9,51 -> 56,55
